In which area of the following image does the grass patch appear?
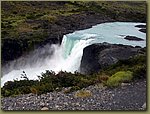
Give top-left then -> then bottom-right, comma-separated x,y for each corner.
40,15 -> 57,23
106,71 -> 133,87
17,22 -> 33,33
74,90 -> 92,98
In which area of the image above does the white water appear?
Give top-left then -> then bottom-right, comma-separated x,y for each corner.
1,22 -> 146,87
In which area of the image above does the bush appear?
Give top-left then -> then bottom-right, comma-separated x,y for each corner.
30,87 -> 38,94
40,15 -> 56,22
97,73 -> 109,83
133,65 -> 146,79
106,71 -> 133,87
1,70 -> 96,97
70,86 -> 80,91
26,14 -> 36,19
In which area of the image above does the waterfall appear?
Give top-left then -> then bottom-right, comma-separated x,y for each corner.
1,22 -> 146,87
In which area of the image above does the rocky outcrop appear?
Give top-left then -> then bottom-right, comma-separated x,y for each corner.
135,25 -> 146,28
135,24 -> 146,33
124,36 -> 144,41
139,28 -> 146,33
80,43 -> 142,74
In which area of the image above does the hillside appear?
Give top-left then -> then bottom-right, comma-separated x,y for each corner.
1,1 -> 146,64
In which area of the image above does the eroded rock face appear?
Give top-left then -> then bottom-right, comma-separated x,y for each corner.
80,43 -> 142,74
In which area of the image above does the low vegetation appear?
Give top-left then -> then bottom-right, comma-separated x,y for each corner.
106,71 -> 133,87
1,52 -> 146,97
74,90 -> 92,98
101,53 -> 146,79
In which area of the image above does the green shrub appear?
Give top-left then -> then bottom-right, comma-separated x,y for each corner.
70,86 -> 80,91
106,71 -> 133,87
30,87 -> 38,94
133,65 -> 146,79
2,70 -> 95,97
1,89 -> 11,97
40,15 -> 56,22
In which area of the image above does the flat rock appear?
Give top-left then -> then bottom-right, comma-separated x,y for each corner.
41,107 -> 49,110
142,102 -> 146,109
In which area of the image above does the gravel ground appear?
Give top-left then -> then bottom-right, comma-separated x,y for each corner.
1,79 -> 146,111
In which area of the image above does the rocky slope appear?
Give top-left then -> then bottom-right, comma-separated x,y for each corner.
1,79 -> 146,110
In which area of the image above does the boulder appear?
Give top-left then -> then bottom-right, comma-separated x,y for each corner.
135,25 -> 146,28
41,107 -> 49,110
124,36 -> 144,41
139,28 -> 146,33
135,25 -> 146,33
80,42 -> 142,74
142,102 -> 146,109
